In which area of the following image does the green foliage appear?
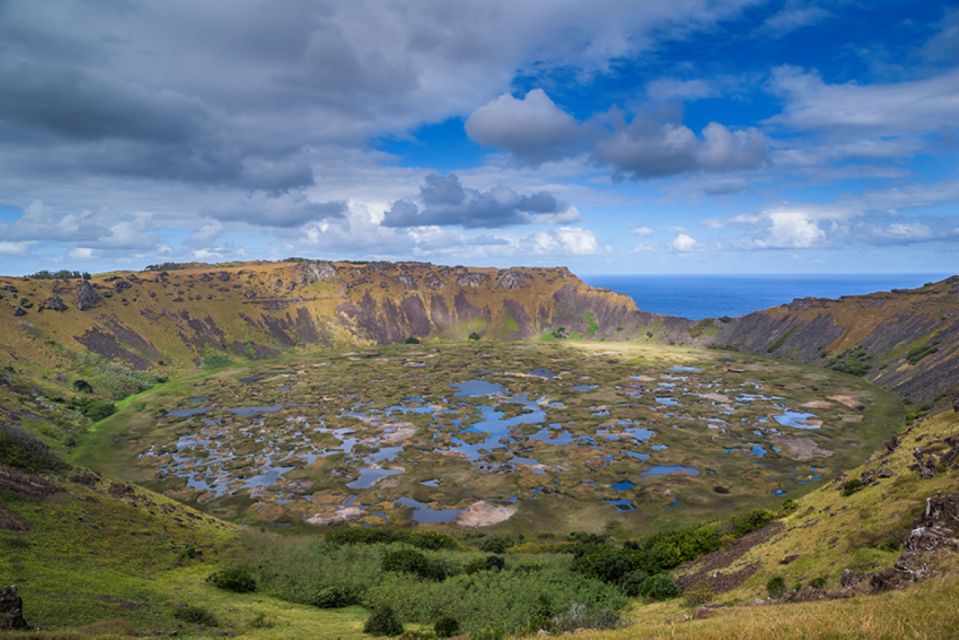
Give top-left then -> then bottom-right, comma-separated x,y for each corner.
68,396 -> 116,421
636,574 -> 680,601
144,262 -> 191,271
311,585 -> 357,608
72,379 -> 94,393
688,318 -> 716,339
644,525 -> 722,569
550,604 -> 619,634
382,548 -> 448,581
465,555 -> 505,574
26,269 -> 89,280
767,327 -> 798,353
583,312 -> 599,337
468,332 -> 481,341
202,354 -> 234,369
542,327 -> 567,340
53,345 -> 159,400
729,509 -> 776,537
365,607 -> 404,636
809,576 -> 827,589
434,616 -> 460,638
619,570 -> 650,597
719,315 -> 732,323
206,567 -> 256,593
828,346 -> 872,376
0,423 -> 65,472
478,536 -> 515,554
906,342 -> 938,365
841,478 -> 866,496
173,604 -> 218,626
405,336 -> 421,344
327,527 -> 457,550
766,575 -> 787,599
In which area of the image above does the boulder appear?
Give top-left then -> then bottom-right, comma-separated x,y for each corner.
0,585 -> 29,630
39,295 -> 68,312
75,281 -> 103,311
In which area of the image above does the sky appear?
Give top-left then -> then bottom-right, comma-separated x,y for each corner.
1,0 -> 958,276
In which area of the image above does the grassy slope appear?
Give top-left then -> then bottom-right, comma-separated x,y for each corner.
558,408 -> 959,640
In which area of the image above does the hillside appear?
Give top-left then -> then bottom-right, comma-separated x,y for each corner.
705,276 -> 959,406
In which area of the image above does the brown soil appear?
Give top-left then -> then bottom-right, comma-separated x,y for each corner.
677,522 -> 784,593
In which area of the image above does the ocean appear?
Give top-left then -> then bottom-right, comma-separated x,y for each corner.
581,274 -> 950,321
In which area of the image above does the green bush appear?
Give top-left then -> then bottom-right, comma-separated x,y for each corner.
841,478 -> 865,496
365,607 -> 404,636
207,567 -> 256,593
434,616 -> 460,638
766,576 -> 787,599
404,336 -> 421,344
173,604 -> 218,626
808,576 -> 827,589
311,585 -> 357,608
468,332 -> 481,341
618,570 -> 650,597
637,574 -> 679,601
67,396 -> 116,421
906,342 -> 938,365
72,379 -> 94,393
327,527 -> 457,550
382,548 -> 448,581
730,509 -> 776,537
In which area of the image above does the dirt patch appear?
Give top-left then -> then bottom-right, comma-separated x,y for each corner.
777,437 -> 834,461
801,400 -> 834,410
306,506 -> 364,526
701,393 -> 731,403
678,521 -> 784,593
828,394 -> 865,411
457,501 -> 517,527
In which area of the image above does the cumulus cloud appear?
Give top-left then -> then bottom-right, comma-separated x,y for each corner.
596,119 -> 768,178
756,2 -> 832,37
671,233 -> 699,251
382,173 -> 578,228
465,89 -> 589,163
532,227 -> 599,256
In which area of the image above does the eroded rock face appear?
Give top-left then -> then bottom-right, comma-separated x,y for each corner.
296,260 -> 337,285
0,585 -> 29,630
75,281 -> 103,311
40,295 -> 68,312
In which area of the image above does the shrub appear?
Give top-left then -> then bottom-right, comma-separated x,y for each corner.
573,546 -> 656,585
382,548 -> 447,581
468,332 -> 481,341
434,616 -> 460,638
637,574 -> 679,601
404,336 -> 421,344
478,537 -> 511,554
808,576 -> 827,589
0,423 -> 65,472
766,576 -> 787,599
465,555 -> 505,574
207,567 -> 256,593
173,604 -> 218,626
67,396 -> 116,421
311,585 -> 357,608
619,570 -> 649,597
550,604 -> 619,633
730,509 -> 776,537
841,479 -> 865,497
327,527 -> 457,550
365,607 -> 404,636
72,379 -> 94,393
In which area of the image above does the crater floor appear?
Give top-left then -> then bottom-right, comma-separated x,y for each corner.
77,341 -> 905,533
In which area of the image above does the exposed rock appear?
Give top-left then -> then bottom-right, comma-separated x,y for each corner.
497,269 -> 532,290
13,306 -> 26,317
784,587 -> 828,602
39,295 -> 68,312
0,585 -> 28,630
456,272 -> 490,288
75,281 -> 103,311
778,437 -> 834,461
840,569 -> 864,588
828,395 -> 865,411
297,260 -> 337,284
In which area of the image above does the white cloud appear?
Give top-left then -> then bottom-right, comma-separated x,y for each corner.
533,226 -> 598,256
757,3 -> 832,37
631,226 -> 654,235
645,78 -> 716,102
672,233 -> 699,251
68,247 -> 95,259
0,241 -> 33,255
749,209 -> 826,248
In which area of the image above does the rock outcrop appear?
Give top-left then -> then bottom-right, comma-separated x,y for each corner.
0,585 -> 28,630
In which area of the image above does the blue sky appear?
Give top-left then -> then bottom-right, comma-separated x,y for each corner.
0,0 -> 957,275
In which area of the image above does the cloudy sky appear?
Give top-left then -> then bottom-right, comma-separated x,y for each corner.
1,0 -> 957,275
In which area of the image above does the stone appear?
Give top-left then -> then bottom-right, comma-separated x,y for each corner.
0,585 -> 29,630
75,280 -> 103,311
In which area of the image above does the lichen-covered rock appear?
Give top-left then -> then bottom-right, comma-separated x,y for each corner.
0,585 -> 29,630
497,269 -> 532,290
12,306 -> 26,317
75,281 -> 103,311
297,260 -> 337,284
456,272 -> 490,288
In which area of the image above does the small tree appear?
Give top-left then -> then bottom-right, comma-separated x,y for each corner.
434,616 -> 460,638
364,607 -> 403,636
73,379 -> 94,394
404,336 -> 420,344
468,331 -> 481,341
637,574 -> 680,601
766,575 -> 787,599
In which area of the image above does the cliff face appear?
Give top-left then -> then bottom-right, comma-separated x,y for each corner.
704,276 -> 959,405
0,260 -> 654,374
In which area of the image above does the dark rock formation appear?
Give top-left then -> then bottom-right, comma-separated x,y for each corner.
39,295 -> 68,312
0,585 -> 28,630
75,281 -> 103,311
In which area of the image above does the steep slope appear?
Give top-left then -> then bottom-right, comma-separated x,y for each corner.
705,276 -> 959,405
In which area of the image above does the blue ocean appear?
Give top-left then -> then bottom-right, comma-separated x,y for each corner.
581,274 -> 951,321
